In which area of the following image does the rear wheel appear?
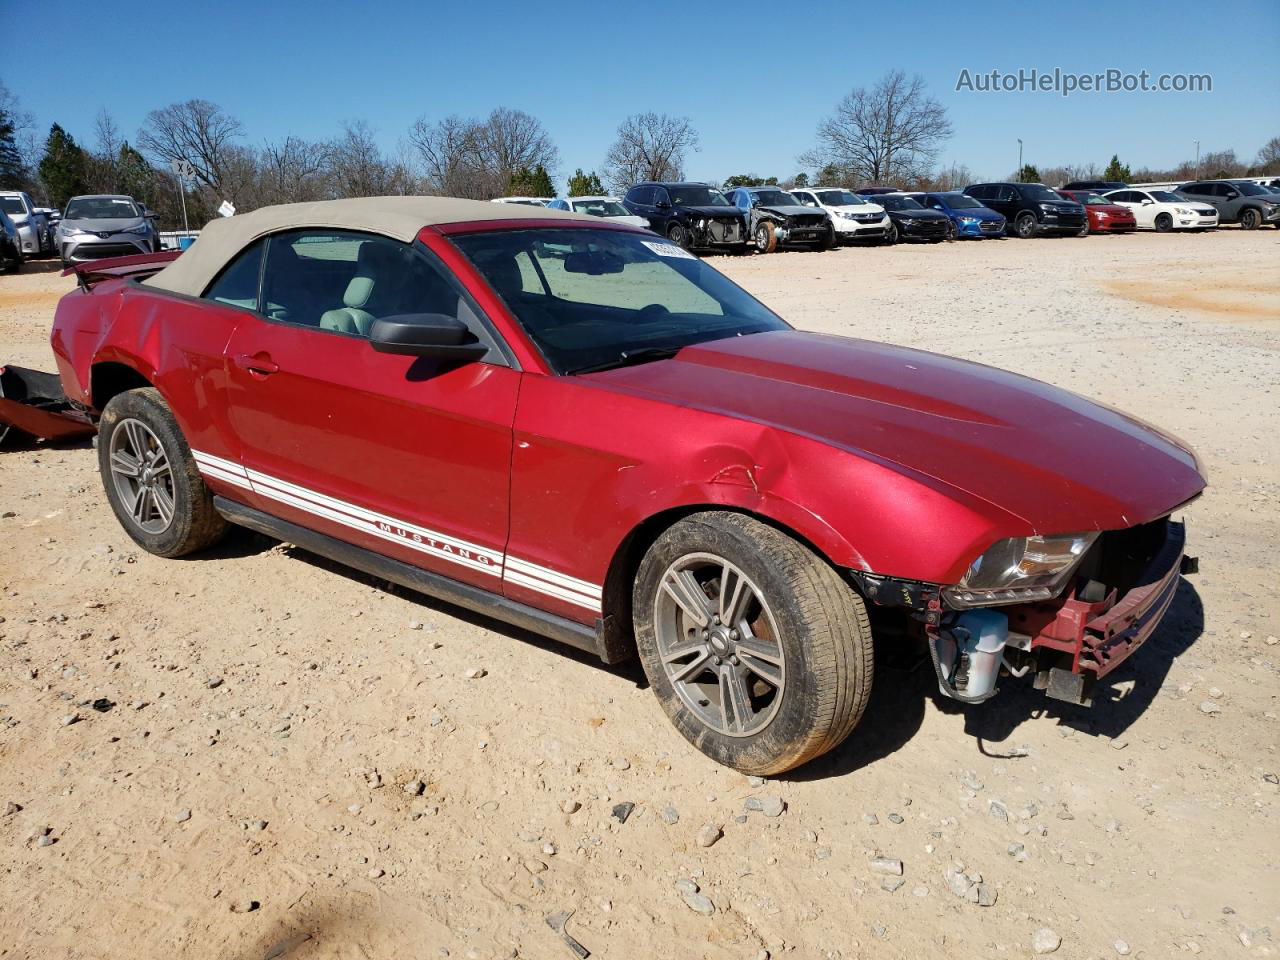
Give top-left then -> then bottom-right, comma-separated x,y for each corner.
1239,207 -> 1260,230
753,221 -> 777,254
1154,213 -> 1173,233
666,222 -> 690,249
1014,212 -> 1037,238
634,512 -> 873,774
98,387 -> 228,557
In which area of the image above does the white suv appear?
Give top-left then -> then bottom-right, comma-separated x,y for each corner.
789,186 -> 891,243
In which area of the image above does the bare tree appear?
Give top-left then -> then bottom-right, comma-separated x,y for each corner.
800,71 -> 952,186
137,99 -> 245,195
409,108 -> 559,199
259,136 -> 331,203
325,121 -> 415,198
925,162 -> 975,191
602,113 -> 699,193
410,114 -> 489,198
1255,136 -> 1280,174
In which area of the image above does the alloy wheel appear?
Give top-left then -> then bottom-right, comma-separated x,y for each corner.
108,417 -> 176,535
654,552 -> 785,737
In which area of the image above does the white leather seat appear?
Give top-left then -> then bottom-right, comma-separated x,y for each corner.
320,242 -> 404,336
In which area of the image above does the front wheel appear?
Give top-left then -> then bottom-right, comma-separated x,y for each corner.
945,220 -> 957,241
816,224 -> 836,251
753,221 -> 777,254
633,512 -> 873,774
1154,213 -> 1173,233
98,387 -> 228,557
1014,212 -> 1037,238
1076,220 -> 1090,238
882,223 -> 898,245
666,222 -> 690,249
1239,208 -> 1260,230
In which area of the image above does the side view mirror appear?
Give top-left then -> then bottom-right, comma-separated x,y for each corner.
1141,199 -> 1154,205
655,199 -> 671,209
1224,191 -> 1239,200
368,314 -> 487,361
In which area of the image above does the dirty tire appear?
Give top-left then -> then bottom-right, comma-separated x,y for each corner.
633,511 -> 873,774
97,387 -> 227,557
754,221 -> 777,254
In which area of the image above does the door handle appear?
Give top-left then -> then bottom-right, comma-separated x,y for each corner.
234,353 -> 279,375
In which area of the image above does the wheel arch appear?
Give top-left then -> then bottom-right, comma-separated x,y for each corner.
90,360 -> 155,412
596,501 -> 860,664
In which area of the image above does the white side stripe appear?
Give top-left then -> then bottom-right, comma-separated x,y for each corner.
191,449 -> 601,611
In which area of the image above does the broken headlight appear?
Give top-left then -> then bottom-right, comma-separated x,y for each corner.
943,533 -> 1098,608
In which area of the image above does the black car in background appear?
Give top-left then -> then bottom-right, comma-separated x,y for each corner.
622,182 -> 749,252
964,182 -> 1086,238
725,186 -> 835,252
874,194 -> 951,243
1062,179 -> 1130,193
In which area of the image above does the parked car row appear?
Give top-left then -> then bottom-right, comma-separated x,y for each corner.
0,192 -> 162,273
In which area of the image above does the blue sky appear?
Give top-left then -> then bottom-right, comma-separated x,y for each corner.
5,0 -> 1278,188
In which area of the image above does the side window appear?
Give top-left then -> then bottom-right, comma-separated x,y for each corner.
260,230 -> 465,339
204,239 -> 265,310
965,185 -> 986,199
795,191 -> 816,206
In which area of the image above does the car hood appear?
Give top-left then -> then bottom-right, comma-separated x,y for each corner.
605,214 -> 652,227
952,206 -> 1003,219
890,208 -> 949,220
677,205 -> 743,219
1090,204 -> 1134,216
758,204 -> 825,218
62,217 -> 146,232
588,330 -> 1204,533
831,203 -> 885,215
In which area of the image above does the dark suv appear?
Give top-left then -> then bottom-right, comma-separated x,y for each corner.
725,186 -> 835,252
964,182 -> 1086,238
1062,180 -> 1130,193
622,182 -> 749,252
1176,180 -> 1280,230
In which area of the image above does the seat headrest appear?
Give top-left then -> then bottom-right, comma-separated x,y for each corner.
343,241 -> 404,309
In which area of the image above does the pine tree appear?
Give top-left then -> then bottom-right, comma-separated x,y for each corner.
0,110 -> 25,189
566,168 -> 604,196
1015,163 -> 1041,183
793,172 -> 809,188
1102,154 -> 1132,182
39,123 -> 89,208
508,164 -> 555,198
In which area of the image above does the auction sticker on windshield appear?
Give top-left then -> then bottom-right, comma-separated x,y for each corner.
642,240 -> 697,260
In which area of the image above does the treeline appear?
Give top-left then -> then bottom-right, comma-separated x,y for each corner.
2,76 -> 1277,233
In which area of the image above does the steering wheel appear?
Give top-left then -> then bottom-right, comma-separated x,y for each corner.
634,303 -> 671,324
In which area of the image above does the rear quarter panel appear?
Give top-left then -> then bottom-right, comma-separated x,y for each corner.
52,282 -> 248,464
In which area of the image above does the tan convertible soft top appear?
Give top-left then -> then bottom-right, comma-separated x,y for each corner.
145,195 -> 593,297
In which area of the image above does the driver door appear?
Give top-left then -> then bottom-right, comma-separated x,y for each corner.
222,229 -> 519,590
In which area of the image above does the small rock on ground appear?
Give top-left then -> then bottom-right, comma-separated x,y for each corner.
1032,927 -> 1062,954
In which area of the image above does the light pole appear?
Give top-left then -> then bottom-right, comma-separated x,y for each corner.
1017,138 -> 1023,180
1194,140 -> 1201,180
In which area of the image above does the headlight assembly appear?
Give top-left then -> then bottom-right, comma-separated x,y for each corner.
943,532 -> 1098,608
124,222 -> 151,235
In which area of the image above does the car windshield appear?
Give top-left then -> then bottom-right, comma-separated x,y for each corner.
1232,182 -> 1270,197
816,190 -> 864,206
1081,194 -> 1111,205
667,186 -> 730,207
451,228 -> 788,375
878,196 -> 924,211
65,197 -> 140,220
1150,191 -> 1182,203
0,197 -> 26,216
1020,185 -> 1064,202
570,199 -> 630,217
945,195 -> 983,209
753,190 -> 799,206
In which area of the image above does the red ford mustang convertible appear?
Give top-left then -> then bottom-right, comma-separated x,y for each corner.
51,197 -> 1205,773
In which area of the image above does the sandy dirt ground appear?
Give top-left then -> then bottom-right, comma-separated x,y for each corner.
1,230 -> 1278,960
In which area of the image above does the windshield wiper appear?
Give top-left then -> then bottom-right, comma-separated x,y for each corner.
568,346 -> 683,376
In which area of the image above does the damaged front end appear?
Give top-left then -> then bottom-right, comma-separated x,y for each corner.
852,516 -> 1195,707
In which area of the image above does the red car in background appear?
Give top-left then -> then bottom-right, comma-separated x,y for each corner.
1059,189 -> 1138,234
48,197 -> 1204,774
